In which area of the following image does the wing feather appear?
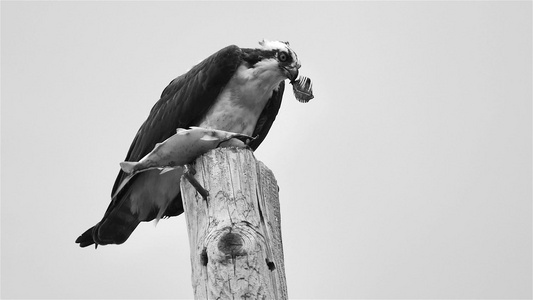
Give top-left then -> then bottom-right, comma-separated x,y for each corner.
110,45 -> 242,202
249,82 -> 285,150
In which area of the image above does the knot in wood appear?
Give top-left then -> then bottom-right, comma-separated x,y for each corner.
217,232 -> 246,257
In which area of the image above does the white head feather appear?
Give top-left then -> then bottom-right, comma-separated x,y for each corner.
259,39 -> 290,51
258,39 -> 300,69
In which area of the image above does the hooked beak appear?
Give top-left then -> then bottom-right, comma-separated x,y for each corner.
282,66 -> 299,82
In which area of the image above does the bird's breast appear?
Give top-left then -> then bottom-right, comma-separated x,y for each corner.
198,64 -> 284,135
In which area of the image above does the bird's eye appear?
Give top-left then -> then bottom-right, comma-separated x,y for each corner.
278,52 -> 289,62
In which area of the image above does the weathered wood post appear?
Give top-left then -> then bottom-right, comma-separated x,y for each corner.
180,147 -> 287,299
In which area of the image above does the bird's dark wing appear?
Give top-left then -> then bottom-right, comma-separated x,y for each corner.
110,45 -> 243,198
76,45 -> 286,248
76,46 -> 243,247
249,81 -> 285,150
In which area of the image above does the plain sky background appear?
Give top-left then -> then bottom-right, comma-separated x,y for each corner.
1,1 -> 531,299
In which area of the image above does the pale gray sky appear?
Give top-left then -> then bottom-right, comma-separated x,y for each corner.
2,1 -> 531,299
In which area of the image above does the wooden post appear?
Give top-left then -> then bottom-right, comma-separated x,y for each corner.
180,147 -> 287,299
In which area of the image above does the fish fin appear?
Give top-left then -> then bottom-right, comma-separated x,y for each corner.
111,173 -> 135,199
176,128 -> 188,133
119,161 -> 137,174
159,167 -> 176,175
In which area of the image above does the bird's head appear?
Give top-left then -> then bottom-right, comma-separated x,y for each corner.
243,39 -> 301,82
258,39 -> 301,82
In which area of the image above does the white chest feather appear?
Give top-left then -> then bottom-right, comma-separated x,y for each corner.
199,62 -> 284,136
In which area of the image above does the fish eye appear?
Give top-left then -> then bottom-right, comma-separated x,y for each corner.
278,52 -> 289,62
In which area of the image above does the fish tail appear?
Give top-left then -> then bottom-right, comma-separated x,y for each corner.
119,161 -> 138,174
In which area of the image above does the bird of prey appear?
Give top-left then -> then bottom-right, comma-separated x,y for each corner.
76,40 -> 313,248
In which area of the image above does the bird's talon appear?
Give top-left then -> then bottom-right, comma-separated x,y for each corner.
184,164 -> 197,176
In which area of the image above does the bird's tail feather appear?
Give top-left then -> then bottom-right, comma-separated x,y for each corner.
76,169 -> 185,248
75,226 -> 96,248
95,201 -> 141,246
75,194 -> 141,248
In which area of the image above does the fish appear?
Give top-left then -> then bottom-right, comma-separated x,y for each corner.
291,75 -> 314,103
119,127 -> 254,176
103,127 -> 253,223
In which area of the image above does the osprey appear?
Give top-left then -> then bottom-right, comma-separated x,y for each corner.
76,40 -> 312,248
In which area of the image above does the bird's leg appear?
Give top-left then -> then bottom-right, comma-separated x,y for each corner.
183,164 -> 209,200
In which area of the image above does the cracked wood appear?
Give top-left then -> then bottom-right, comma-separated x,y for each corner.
180,147 -> 287,299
